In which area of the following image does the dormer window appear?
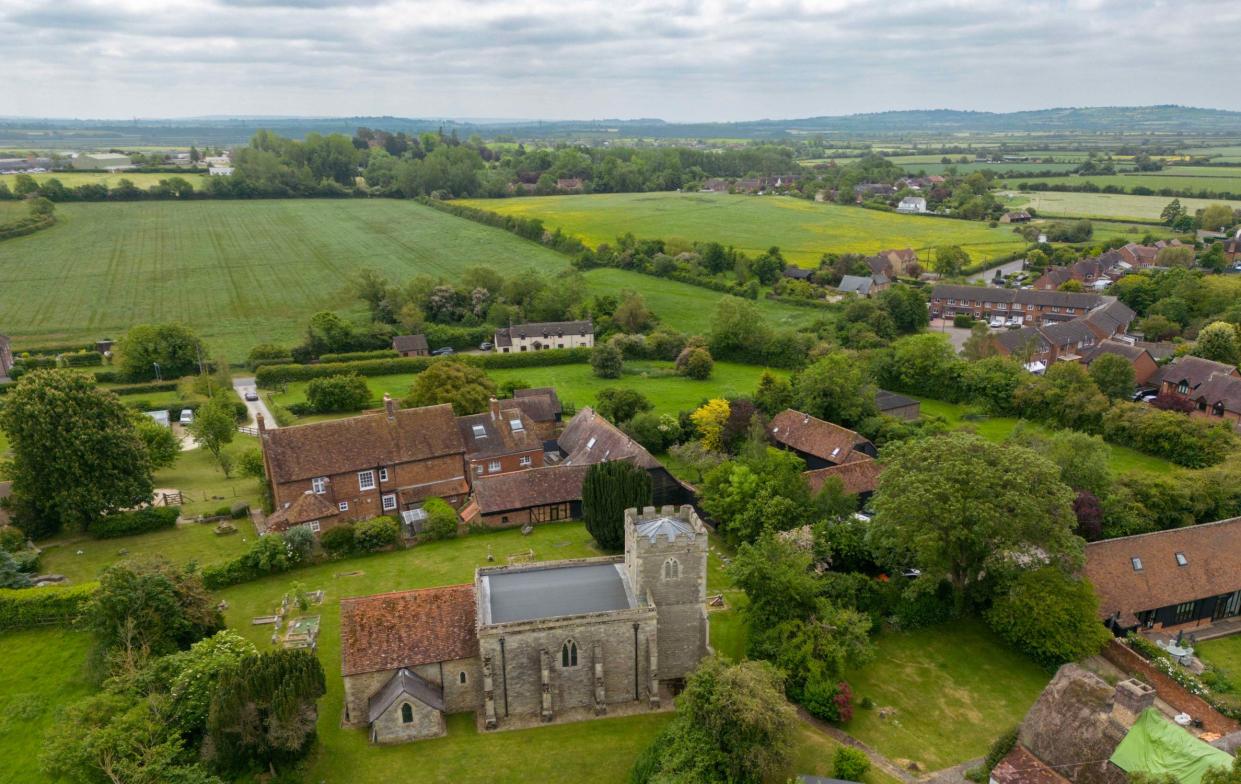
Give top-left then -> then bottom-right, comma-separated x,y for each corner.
1178,381 -> 1189,395
472,424 -> 487,439
1131,557 -> 1143,571
1175,552 -> 1188,567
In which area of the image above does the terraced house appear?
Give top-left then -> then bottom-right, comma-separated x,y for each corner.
340,505 -> 711,744
930,284 -> 1104,325
494,320 -> 593,353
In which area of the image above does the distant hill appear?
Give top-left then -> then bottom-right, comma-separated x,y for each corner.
2,105 -> 1240,148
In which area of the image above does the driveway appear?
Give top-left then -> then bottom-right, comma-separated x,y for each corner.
968,258 -> 1025,284
232,376 -> 278,430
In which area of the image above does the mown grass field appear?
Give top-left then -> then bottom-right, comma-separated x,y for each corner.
1003,191 -> 1241,222
458,192 -> 1027,266
0,200 -> 823,361
1005,170 -> 1241,197
841,618 -> 1049,771
269,360 -> 787,422
0,628 -> 96,784
18,171 -> 212,190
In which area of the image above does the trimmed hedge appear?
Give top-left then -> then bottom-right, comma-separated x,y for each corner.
255,348 -> 592,386
0,582 -> 98,630
318,349 -> 400,363
109,381 -> 180,396
88,506 -> 181,539
61,350 -> 103,367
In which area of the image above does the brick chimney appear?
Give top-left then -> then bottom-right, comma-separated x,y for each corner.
383,394 -> 397,420
1111,678 -> 1156,727
256,412 -> 266,433
489,397 -> 500,422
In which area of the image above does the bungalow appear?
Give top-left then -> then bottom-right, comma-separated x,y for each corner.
767,409 -> 877,469
896,196 -> 927,214
1080,341 -> 1160,386
1085,517 -> 1241,634
457,398 -> 544,479
258,397 -> 470,535
392,334 -> 429,357
494,320 -> 593,354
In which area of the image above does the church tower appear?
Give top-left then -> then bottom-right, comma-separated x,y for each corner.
624,505 -> 709,682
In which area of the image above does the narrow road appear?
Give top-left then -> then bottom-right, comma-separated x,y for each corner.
967,258 -> 1025,284
232,376 -> 279,430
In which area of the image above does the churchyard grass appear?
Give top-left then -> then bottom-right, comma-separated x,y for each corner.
840,617 -> 1050,771
0,628 -> 95,784
458,192 -> 1028,266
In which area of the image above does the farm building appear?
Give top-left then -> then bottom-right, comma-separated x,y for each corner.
71,153 -> 132,170
875,389 -> 920,420
392,334 -> 429,356
1000,211 -> 1032,223
767,409 -> 877,469
340,505 -> 710,743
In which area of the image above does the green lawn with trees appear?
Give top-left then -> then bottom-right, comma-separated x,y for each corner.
459,192 -> 1027,266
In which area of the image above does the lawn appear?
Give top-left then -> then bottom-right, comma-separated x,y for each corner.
1004,170 -> 1241,198
458,192 -> 1027,267
914,396 -> 1176,476
1197,635 -> 1241,681
269,360 -> 787,422
840,618 -> 1050,771
0,199 -> 824,362
1003,191 -> 1241,222
0,628 -> 95,784
152,436 -> 267,517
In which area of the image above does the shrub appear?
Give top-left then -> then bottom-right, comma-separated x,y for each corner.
319,523 -> 356,557
802,678 -> 854,724
591,342 -> 624,379
421,498 -> 458,541
1102,402 -> 1234,468
953,313 -> 975,328
677,346 -> 714,380
87,506 -> 180,539
201,530 -> 312,589
833,746 -> 871,782
0,582 -> 98,630
305,373 -> 372,413
986,568 -> 1112,666
983,727 -> 1020,777
354,516 -> 400,551
253,348 -> 590,386
247,343 -> 292,369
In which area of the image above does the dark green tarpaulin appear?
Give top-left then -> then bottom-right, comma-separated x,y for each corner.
1109,708 -> 1234,784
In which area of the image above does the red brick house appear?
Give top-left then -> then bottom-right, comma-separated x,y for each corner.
510,387 -> 564,440
1032,256 -> 1123,291
392,334 -> 429,357
1080,341 -> 1160,386
471,464 -> 590,527
1117,243 -> 1159,269
458,398 -> 545,479
930,284 -> 1101,326
1156,356 -> 1240,402
1084,517 -> 1241,634
766,410 -> 877,469
259,398 -> 469,534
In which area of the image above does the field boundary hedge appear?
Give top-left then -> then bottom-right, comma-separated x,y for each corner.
0,582 -> 98,631
255,347 -> 592,386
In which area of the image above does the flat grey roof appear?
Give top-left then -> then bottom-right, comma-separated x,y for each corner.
482,562 -> 635,624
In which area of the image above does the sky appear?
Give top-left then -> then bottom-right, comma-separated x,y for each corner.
2,0 -> 1240,122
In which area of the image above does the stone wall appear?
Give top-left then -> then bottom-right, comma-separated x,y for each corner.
1101,639 -> 1240,735
480,609 -> 658,725
342,656 -> 482,728
371,694 -> 444,743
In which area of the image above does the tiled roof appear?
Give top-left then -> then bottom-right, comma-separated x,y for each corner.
803,456 -> 883,496
1192,372 -> 1241,413
265,491 -> 339,532
473,464 -> 590,514
557,408 -> 660,469
838,275 -> 873,295
494,320 -> 592,348
1083,517 -> 1241,626
261,404 -> 464,484
397,476 -> 471,506
995,327 -> 1047,354
512,387 -> 563,422
991,744 -> 1072,784
1082,299 -> 1136,336
367,668 -> 444,722
1081,340 -> 1151,365
1156,356 -> 1238,392
1041,320 -> 1097,348
931,284 -> 1101,310
457,405 -> 541,459
768,409 -> 870,465
783,267 -> 815,280
340,584 -> 478,676
392,334 -> 428,353
874,389 -> 918,413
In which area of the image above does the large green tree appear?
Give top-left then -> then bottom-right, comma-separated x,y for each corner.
791,351 -> 877,428
581,460 -> 652,551
190,395 -> 237,477
870,433 -> 1079,608
1192,321 -> 1241,366
986,568 -> 1112,666
0,370 -> 154,538
118,323 -> 204,381
403,359 -> 497,415
1089,353 -> 1137,400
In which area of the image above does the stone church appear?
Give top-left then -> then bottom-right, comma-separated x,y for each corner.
339,505 -> 710,744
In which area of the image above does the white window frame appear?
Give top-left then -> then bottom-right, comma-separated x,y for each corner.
488,461 -> 501,473
519,456 -> 532,467
312,476 -> 327,494
338,501 -> 349,512
475,464 -> 484,476
358,470 -> 376,491
308,520 -> 321,533
382,493 -> 398,512
378,467 -> 389,482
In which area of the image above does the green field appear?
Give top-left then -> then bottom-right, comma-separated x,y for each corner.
270,360 -> 787,422
0,628 -> 95,784
458,192 -> 1028,266
1003,191 -> 1241,222
19,171 -> 211,190
1005,170 -> 1241,198
0,200 -> 826,361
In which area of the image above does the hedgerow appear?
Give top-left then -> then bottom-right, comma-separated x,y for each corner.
0,582 -> 98,630
88,506 -> 181,539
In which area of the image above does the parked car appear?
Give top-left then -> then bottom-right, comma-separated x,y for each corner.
179,409 -> 194,425
1132,389 -> 1158,403
989,316 -> 1005,329
901,568 -> 922,579
478,341 -> 493,351
1007,316 -> 1023,328
244,390 -> 259,402
431,347 -> 455,356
